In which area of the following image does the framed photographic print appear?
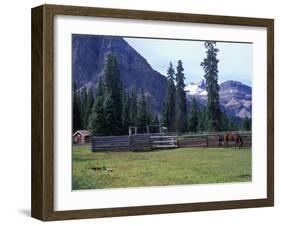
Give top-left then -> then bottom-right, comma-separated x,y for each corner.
31,4 -> 274,221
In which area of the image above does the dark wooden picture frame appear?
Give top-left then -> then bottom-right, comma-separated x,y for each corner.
31,4 -> 274,221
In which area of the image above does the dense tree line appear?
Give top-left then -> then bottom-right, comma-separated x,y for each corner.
73,49 -> 251,136
161,61 -> 188,132
73,84 -> 94,132
186,98 -> 251,132
86,54 -> 158,136
160,41 -> 251,133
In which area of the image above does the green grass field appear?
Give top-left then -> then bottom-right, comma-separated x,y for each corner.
72,145 -> 251,190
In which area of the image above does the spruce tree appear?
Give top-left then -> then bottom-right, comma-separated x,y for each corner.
122,91 -> 131,134
242,117 -> 251,131
198,106 -> 208,132
175,60 -> 187,132
221,111 -> 230,131
151,113 -> 160,133
88,79 -> 106,135
188,98 -> 199,132
103,54 -> 123,135
161,102 -> 168,128
146,98 -> 154,125
162,62 -> 176,131
88,96 -> 107,136
137,88 -> 147,130
200,41 -> 222,131
80,87 -> 88,129
152,113 -> 160,125
129,89 -> 138,126
103,93 -> 119,135
73,82 -> 81,132
96,77 -> 105,97
85,87 -> 94,129
228,117 -> 238,131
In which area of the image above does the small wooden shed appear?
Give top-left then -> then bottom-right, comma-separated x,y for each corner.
73,130 -> 91,144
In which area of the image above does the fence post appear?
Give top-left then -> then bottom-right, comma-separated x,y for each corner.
148,135 -> 152,150
206,136 -> 209,147
129,135 -> 132,151
148,135 -> 151,151
91,136 -> 94,152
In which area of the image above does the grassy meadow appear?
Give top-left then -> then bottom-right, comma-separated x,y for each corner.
72,145 -> 251,190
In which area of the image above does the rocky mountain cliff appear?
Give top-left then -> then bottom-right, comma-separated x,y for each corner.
185,80 -> 252,118
220,81 -> 252,118
72,35 -> 167,111
73,35 -> 251,118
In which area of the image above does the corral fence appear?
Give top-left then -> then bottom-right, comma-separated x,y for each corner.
91,132 -> 251,151
177,132 -> 251,148
91,134 -> 177,151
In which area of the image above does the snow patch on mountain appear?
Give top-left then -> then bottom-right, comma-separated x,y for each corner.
184,79 -> 252,118
184,79 -> 207,96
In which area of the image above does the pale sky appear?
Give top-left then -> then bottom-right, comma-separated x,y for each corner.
124,37 -> 252,86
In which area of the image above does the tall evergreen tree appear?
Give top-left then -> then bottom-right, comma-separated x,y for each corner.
122,91 -> 131,134
151,113 -> 160,133
137,88 -> 147,129
175,60 -> 187,132
242,117 -> 251,131
161,101 -> 168,128
200,41 -> 222,131
221,111 -> 230,131
188,98 -> 199,132
162,62 -> 176,131
88,96 -> 107,136
88,79 -> 107,135
84,87 -> 94,129
137,88 -> 147,132
73,82 -> 81,132
103,54 -> 123,135
228,117 -> 238,131
146,97 -> 154,125
103,93 -> 120,135
129,89 -> 138,126
96,77 -> 105,97
80,87 -> 88,129
152,113 -> 160,125
198,106 -> 208,132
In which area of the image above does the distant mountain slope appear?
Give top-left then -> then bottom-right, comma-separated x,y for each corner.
185,80 -> 252,118
73,35 -> 251,118
72,35 -> 167,111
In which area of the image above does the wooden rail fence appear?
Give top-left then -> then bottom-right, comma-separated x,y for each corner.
150,135 -> 178,149
177,133 -> 251,148
91,133 -> 251,151
91,134 -> 178,151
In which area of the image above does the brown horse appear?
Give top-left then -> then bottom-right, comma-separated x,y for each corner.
223,133 -> 243,149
